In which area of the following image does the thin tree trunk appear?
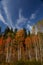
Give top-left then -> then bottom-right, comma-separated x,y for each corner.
29,49 -> 31,61
18,45 -> 21,61
18,45 -> 19,60
35,47 -> 38,61
39,37 -> 42,62
20,46 -> 21,60
6,43 -> 12,62
6,43 -> 9,62
9,42 -> 12,62
34,40 -> 38,61
40,43 -> 42,63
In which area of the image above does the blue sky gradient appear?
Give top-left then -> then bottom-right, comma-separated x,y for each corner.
0,0 -> 43,32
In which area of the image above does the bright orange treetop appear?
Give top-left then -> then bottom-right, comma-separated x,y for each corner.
6,36 -> 11,44
0,37 -> 3,45
25,37 -> 32,48
15,29 -> 25,43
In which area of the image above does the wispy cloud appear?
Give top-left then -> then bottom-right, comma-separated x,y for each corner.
15,9 -> 36,32
0,13 -> 7,25
1,0 -> 13,29
30,9 -> 39,20
30,13 -> 36,20
0,13 -> 11,29
14,9 -> 33,33
15,9 -> 28,29
26,10 -> 39,32
0,0 -> 40,32
26,24 -> 32,30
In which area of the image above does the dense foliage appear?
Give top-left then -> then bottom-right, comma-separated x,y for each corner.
0,19 -> 43,64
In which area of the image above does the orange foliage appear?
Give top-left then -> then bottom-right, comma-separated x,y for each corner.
15,29 -> 25,43
25,37 -> 32,48
0,37 -> 3,45
6,36 -> 11,44
31,35 -> 39,44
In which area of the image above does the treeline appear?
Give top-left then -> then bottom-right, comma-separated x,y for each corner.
0,26 -> 43,63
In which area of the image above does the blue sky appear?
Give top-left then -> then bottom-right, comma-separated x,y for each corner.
0,0 -> 43,32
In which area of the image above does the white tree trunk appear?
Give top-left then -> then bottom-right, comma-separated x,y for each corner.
40,43 -> 42,63
18,45 -> 21,60
6,43 -> 9,62
39,37 -> 42,62
29,50 -> 31,61
35,47 -> 38,61
8,46 -> 12,62
6,43 -> 12,62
